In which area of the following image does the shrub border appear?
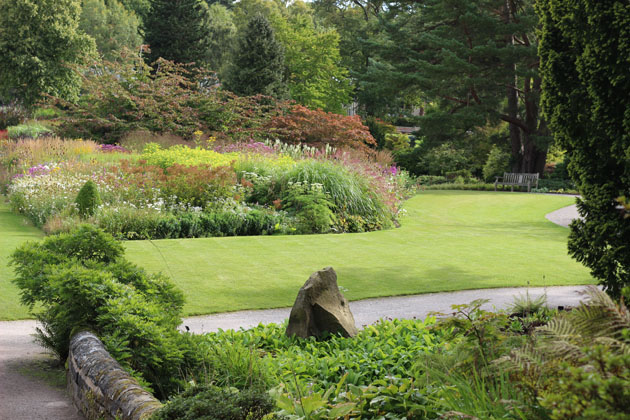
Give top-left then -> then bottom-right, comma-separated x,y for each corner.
67,331 -> 162,420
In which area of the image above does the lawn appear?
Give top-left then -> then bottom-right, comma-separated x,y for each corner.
0,190 -> 593,320
125,190 -> 592,316
0,200 -> 43,319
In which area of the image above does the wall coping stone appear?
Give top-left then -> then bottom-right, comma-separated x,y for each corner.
67,331 -> 162,420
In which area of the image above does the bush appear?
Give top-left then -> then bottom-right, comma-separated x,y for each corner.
153,385 -> 275,420
422,143 -> 470,176
365,116 -> 397,149
9,225 -> 200,399
0,103 -> 28,129
282,182 -> 336,234
75,180 -> 101,217
482,146 -> 511,182
266,104 -> 377,151
7,122 -> 53,139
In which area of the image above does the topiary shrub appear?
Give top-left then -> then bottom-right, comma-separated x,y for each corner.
75,180 -> 101,217
153,385 -> 275,420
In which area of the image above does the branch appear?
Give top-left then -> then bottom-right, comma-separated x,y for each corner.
443,95 -> 469,105
500,114 -> 530,133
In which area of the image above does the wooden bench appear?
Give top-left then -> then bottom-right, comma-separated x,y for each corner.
494,172 -> 539,192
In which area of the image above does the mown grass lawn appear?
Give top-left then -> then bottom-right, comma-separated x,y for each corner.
0,191 -> 594,320
0,200 -> 42,319
125,190 -> 592,316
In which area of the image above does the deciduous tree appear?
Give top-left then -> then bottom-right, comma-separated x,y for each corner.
0,0 -> 95,106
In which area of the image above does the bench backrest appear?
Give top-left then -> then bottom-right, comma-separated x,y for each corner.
503,172 -> 539,184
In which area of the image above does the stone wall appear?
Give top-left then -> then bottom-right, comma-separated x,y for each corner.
67,331 -> 162,420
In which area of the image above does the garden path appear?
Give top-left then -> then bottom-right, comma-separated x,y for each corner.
545,203 -> 580,228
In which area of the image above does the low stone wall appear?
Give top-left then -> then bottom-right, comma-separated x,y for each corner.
67,331 -> 162,420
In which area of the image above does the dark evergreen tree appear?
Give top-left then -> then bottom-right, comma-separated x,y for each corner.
224,14 -> 287,98
537,0 -> 630,297
144,0 -> 212,65
364,0 -> 549,174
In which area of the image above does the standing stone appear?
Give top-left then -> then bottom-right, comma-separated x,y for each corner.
286,267 -> 358,338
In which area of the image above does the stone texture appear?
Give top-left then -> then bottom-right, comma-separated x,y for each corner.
67,331 -> 162,420
286,267 -> 358,338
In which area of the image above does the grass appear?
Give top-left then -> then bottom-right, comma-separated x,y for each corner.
124,191 -> 592,316
0,199 -> 42,319
0,191 -> 593,320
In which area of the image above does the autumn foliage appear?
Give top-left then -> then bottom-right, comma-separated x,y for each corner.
267,105 -> 376,150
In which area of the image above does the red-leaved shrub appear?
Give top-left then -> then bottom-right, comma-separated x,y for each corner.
266,105 -> 376,150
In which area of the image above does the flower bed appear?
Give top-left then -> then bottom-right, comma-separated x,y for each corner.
5,139 -> 411,239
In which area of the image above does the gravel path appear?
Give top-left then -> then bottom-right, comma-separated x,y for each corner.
0,320 -> 83,420
545,203 -> 580,227
180,285 -> 593,333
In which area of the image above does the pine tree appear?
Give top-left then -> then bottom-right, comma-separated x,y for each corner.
537,0 -> 630,297
225,14 -> 287,98
365,0 -> 549,174
144,0 -> 212,65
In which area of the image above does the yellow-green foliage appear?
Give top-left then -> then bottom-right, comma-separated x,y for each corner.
141,143 -> 295,170
141,143 -> 239,168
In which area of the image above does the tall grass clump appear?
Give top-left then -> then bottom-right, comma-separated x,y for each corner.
279,160 -> 388,220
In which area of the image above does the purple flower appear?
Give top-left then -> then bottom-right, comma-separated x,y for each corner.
100,144 -> 129,153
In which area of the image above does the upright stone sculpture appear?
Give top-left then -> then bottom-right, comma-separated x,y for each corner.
286,267 -> 358,338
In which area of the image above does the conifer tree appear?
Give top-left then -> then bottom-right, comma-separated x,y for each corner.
144,0 -> 212,65
225,14 -> 287,98
537,0 -> 630,297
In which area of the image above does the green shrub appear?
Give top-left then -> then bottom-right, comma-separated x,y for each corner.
32,107 -> 59,120
538,178 -> 576,191
282,182 -> 336,234
153,385 -> 275,420
0,103 -> 28,129
9,225 -> 198,399
422,143 -> 470,176
75,180 -> 101,217
7,122 -> 53,139
482,146 -> 511,182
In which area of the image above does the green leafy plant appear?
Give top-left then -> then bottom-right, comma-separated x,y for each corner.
282,182 -> 336,234
152,385 -> 275,420
75,180 -> 101,217
482,145 -> 511,182
7,122 -> 53,139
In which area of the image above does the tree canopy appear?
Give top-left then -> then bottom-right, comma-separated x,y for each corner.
144,0 -> 212,66
80,0 -> 143,61
0,0 -> 95,106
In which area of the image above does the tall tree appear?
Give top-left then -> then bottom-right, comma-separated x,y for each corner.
272,12 -> 352,113
80,0 -> 143,61
206,3 -> 237,75
144,0 -> 212,66
537,0 -> 630,297
312,0 -> 386,114
224,14 -> 287,98
365,0 -> 549,174
0,0 -> 95,106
